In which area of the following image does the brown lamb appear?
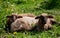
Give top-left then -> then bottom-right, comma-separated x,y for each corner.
6,13 -> 35,32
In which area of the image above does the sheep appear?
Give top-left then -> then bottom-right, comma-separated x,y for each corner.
35,13 -> 57,30
5,13 -> 35,32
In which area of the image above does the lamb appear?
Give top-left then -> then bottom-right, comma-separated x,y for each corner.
5,13 -> 35,32
35,13 -> 58,30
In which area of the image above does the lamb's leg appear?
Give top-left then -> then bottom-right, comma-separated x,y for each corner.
51,21 -> 60,25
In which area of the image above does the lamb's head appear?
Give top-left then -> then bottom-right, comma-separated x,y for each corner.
6,14 -> 23,32
35,13 -> 48,25
35,13 -> 54,30
6,14 -> 23,24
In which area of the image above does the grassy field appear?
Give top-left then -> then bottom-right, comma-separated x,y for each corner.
0,0 -> 60,38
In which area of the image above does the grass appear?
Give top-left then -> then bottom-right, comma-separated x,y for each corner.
0,0 -> 60,38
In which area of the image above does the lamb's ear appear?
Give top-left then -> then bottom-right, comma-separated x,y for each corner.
35,16 -> 40,19
17,16 -> 23,18
35,15 -> 44,19
6,16 -> 12,18
7,15 -> 17,21
47,15 -> 54,18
